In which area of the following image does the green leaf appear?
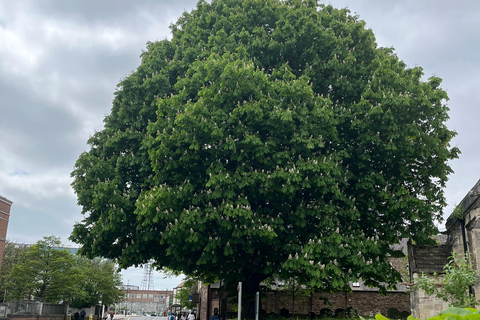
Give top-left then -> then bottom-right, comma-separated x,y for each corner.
375,314 -> 390,320
440,308 -> 475,316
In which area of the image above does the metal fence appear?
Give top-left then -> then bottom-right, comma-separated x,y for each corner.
3,300 -> 65,316
42,302 -> 65,315
0,304 -> 7,318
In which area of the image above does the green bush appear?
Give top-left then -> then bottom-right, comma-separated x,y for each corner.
413,253 -> 480,308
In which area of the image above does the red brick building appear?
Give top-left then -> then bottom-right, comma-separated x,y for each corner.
125,289 -> 172,303
0,195 -> 12,270
119,285 -> 173,314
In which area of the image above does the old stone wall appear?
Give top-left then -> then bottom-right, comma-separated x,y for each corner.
446,196 -> 480,308
463,208 -> 480,298
447,219 -> 466,258
409,273 -> 448,320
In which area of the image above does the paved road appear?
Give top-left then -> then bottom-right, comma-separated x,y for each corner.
119,316 -> 167,320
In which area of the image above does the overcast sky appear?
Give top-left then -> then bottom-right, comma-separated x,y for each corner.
1,0 -> 479,289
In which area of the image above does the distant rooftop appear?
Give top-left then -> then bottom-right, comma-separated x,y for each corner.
408,242 -> 452,274
12,243 -> 78,255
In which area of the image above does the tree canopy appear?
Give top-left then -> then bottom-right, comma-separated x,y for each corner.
70,0 -> 458,301
69,256 -> 124,308
2,236 -> 123,307
7,236 -> 81,303
0,241 -> 28,302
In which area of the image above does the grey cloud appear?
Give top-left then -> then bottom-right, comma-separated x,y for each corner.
0,75 -> 83,169
17,0 -> 199,32
6,195 -> 81,245
0,0 -> 205,287
331,0 -> 480,71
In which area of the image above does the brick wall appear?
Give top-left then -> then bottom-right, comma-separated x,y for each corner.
197,283 -> 208,320
198,285 -> 409,319
261,290 -> 409,317
123,290 -> 172,303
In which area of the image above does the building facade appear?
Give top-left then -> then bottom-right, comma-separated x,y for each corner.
408,239 -> 451,319
0,195 -> 12,270
119,285 -> 173,315
409,179 -> 480,318
172,281 -> 186,306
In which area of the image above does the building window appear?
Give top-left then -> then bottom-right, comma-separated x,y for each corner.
154,295 -> 159,302
131,294 -> 135,298
148,294 -> 153,299
143,294 -> 147,299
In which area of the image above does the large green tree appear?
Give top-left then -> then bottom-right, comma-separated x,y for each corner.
70,0 -> 458,311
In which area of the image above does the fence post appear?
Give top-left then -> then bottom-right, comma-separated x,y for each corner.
255,292 -> 259,320
237,282 -> 242,320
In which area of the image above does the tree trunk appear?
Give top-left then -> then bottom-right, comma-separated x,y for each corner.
241,274 -> 264,320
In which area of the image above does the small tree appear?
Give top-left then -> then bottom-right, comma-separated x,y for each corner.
281,277 -> 312,317
70,256 -> 124,309
6,236 -> 81,302
414,253 -> 480,308
2,236 -> 123,306
0,241 -> 28,301
175,279 -> 198,310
